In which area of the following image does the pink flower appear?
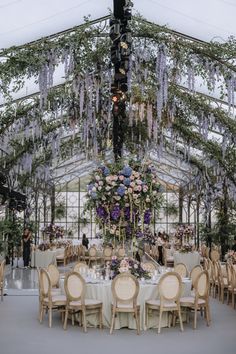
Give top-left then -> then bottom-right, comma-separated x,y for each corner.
119,175 -> 124,181
128,188 -> 133,194
137,185 -> 142,192
130,182 -> 135,188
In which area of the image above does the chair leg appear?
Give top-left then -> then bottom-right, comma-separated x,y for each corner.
82,308 -> 87,332
39,305 -> 44,323
193,306 -> 198,329
158,308 -> 163,334
63,308 -> 69,330
178,306 -> 184,332
145,304 -> 148,329
134,309 -> 140,335
1,288 -> 3,302
110,308 -> 116,334
205,305 -> 210,326
99,307 -> 103,329
72,313 -> 75,326
49,307 -> 52,328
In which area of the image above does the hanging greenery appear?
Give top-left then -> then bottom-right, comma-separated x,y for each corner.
0,14 -> 236,235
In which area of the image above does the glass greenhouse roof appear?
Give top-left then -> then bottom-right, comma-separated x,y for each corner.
1,0 -> 236,49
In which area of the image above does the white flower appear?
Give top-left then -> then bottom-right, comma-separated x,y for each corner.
95,175 -> 100,181
98,186 -> 102,191
99,181 -> 104,186
92,187 -> 97,192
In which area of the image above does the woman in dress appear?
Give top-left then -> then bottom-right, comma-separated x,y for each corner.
82,233 -> 89,249
22,228 -> 32,268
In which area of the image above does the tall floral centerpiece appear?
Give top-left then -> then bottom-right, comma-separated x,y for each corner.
84,160 -> 163,243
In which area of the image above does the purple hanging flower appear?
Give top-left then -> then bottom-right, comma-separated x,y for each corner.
96,206 -> 108,220
144,209 -> 151,224
124,207 -> 130,221
111,205 -> 121,221
101,166 -> 110,176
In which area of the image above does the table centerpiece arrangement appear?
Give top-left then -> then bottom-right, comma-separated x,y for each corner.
109,256 -> 151,280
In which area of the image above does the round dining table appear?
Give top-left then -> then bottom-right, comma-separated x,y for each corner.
59,275 -> 191,330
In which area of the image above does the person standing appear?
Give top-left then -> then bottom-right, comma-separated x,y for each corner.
82,233 -> 89,249
22,228 -> 32,268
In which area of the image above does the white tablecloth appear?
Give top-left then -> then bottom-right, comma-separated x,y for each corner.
31,248 -> 64,268
173,252 -> 200,273
59,277 -> 191,330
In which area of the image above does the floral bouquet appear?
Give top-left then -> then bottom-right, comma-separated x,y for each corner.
109,256 -> 151,279
179,244 -> 193,253
225,250 -> 236,263
38,242 -> 51,251
85,159 -> 163,241
42,224 -> 64,241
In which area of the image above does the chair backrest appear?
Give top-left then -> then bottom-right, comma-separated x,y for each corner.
111,273 -> 139,306
73,262 -> 88,273
203,258 -> 208,270
103,247 -> 113,258
141,262 -> 157,273
47,264 -> 60,287
88,246 -> 97,257
212,260 -> 220,281
40,269 -> 52,300
64,271 -> 85,303
190,265 -> 203,287
230,264 -> 236,289
144,243 -> 150,254
117,247 -> 125,258
158,272 -> 182,302
194,270 -> 209,299
174,263 -> 188,278
151,245 -> 159,257
210,250 -> 220,262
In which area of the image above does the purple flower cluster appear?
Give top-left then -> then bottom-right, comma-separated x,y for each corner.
111,205 -> 121,220
96,206 -> 108,220
144,209 -> 151,224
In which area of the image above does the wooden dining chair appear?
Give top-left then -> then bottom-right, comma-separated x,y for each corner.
103,247 -> 113,263
190,265 -> 203,288
174,263 -> 188,278
117,247 -> 126,260
145,271 -> 183,334
63,271 -> 103,332
110,272 -> 140,334
180,270 -> 210,329
73,262 -> 89,274
47,263 -> 60,288
39,269 -> 66,328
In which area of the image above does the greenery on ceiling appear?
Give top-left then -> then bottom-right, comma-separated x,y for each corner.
0,14 -> 236,234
